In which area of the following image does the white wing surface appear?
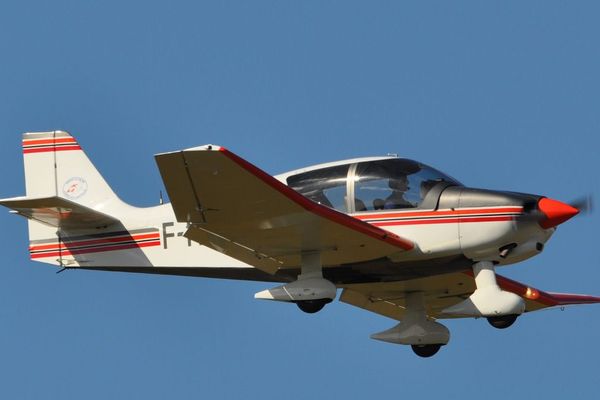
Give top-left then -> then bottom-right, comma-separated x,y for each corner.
155,145 -> 414,274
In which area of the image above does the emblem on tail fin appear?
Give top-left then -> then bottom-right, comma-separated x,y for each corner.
62,177 -> 88,199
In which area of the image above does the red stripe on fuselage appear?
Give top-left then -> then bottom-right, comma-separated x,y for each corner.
354,207 -> 523,221
30,239 -> 161,259
29,233 -> 161,252
371,215 -> 515,227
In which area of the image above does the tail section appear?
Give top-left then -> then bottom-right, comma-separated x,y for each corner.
1,131 -> 162,269
1,131 -> 132,264
22,131 -> 121,211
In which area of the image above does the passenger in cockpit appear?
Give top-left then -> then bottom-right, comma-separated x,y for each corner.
385,176 -> 414,209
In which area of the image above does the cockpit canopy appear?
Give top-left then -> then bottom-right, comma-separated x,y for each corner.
286,158 -> 462,213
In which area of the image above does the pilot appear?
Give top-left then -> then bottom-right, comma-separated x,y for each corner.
384,176 -> 413,209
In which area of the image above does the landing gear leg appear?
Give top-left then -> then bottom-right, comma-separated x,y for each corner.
255,252 -> 336,313
371,292 -> 450,358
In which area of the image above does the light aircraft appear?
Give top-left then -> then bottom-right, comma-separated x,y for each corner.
2,131 -> 599,357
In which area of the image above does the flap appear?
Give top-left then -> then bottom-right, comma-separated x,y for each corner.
155,145 -> 414,274
340,271 -> 600,320
0,196 -> 119,230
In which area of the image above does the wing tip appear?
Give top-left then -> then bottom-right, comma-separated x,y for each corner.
495,274 -> 600,308
544,292 -> 600,305
155,144 -> 225,158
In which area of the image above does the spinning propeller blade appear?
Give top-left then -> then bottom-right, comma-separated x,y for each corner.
569,194 -> 594,215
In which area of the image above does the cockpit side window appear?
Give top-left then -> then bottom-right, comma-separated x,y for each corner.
354,159 -> 460,212
287,165 -> 349,212
355,160 -> 417,211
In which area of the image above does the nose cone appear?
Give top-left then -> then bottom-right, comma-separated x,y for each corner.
538,198 -> 579,229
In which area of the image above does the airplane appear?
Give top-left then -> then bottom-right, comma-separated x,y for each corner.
1,130 -> 599,358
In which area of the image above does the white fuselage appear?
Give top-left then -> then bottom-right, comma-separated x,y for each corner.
28,188 -> 554,282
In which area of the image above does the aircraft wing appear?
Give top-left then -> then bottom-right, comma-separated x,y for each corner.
155,145 -> 414,274
340,271 -> 600,320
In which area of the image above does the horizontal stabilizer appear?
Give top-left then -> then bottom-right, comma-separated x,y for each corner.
0,196 -> 119,230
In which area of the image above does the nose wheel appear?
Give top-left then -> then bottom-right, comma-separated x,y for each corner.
487,314 -> 518,329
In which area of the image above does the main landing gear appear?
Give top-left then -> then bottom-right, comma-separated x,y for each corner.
371,292 -> 450,358
254,252 -> 336,314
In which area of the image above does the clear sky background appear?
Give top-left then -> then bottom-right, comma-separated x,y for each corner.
1,1 -> 599,399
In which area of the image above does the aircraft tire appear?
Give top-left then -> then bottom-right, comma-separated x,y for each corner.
487,314 -> 518,329
411,344 -> 442,358
296,299 -> 330,314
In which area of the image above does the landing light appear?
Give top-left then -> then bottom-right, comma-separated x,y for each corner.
525,287 -> 540,300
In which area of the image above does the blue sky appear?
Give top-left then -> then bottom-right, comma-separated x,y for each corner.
1,1 -> 599,398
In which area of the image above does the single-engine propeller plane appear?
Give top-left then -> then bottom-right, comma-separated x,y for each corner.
2,131 -> 599,357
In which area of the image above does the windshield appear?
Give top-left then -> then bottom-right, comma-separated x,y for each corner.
286,158 -> 461,213
354,159 -> 461,211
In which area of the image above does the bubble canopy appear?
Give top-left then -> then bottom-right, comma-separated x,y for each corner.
286,158 -> 462,213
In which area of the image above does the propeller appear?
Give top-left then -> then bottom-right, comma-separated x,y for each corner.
510,193 -> 592,228
569,194 -> 594,215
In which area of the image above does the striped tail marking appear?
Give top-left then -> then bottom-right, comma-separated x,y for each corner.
23,136 -> 82,154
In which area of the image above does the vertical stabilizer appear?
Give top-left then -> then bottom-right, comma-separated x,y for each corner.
22,131 -> 121,212
19,131 -> 128,248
